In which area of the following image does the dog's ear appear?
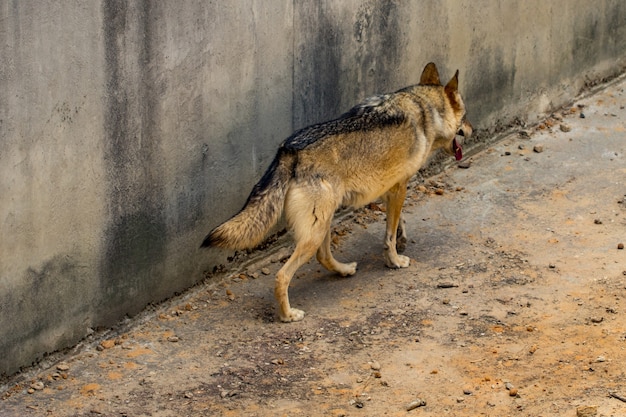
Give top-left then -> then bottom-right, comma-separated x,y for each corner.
420,62 -> 441,86
444,70 -> 459,94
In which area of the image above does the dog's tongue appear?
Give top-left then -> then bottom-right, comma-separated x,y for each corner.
453,138 -> 463,161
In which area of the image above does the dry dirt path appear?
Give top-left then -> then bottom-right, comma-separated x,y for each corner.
2,78 -> 625,417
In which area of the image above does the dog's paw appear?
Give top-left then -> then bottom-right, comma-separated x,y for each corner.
279,308 -> 305,323
338,261 -> 357,276
385,254 -> 411,269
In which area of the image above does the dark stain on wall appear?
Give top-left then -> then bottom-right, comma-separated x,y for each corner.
353,0 -> 403,94
293,3 -> 343,128
100,0 -> 167,325
0,255 -> 88,376
293,0 -> 405,129
464,46 -> 516,124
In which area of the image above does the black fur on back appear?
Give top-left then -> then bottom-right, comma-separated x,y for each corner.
283,93 -> 407,152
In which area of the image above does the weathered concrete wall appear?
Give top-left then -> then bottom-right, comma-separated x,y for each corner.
1,1 -> 625,376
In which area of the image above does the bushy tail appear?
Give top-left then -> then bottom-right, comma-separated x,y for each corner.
201,150 -> 295,250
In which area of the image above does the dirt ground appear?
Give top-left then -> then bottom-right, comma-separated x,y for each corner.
2,78 -> 625,417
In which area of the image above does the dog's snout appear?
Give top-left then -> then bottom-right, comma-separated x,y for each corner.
457,119 -> 473,138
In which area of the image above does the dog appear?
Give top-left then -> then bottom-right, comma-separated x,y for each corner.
202,63 -> 472,322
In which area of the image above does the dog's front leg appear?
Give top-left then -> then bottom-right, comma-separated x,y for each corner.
382,181 -> 411,268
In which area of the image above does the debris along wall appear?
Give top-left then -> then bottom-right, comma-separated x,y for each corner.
0,0 -> 624,376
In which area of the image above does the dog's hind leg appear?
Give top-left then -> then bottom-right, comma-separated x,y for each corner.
316,226 -> 357,276
382,180 -> 411,268
275,239 -> 319,322
276,183 -> 336,322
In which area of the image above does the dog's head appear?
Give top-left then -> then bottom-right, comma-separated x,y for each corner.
420,63 -> 472,161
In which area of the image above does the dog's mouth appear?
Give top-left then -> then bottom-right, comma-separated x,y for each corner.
452,137 -> 463,161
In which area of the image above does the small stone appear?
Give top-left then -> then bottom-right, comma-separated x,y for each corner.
594,219 -> 603,225
595,356 -> 606,362
27,388 -> 35,394
30,381 -> 44,391
576,405 -> 598,417
167,335 -> 179,342
369,361 -> 381,371
590,317 -> 604,324
270,358 -> 284,365
559,123 -> 572,132
580,113 -> 586,119
533,144 -> 544,153
505,382 -> 515,390
406,398 -> 427,411
184,392 -> 193,399
509,388 -> 518,397
261,268 -> 271,275
458,160 -> 471,169
618,243 -> 624,250
56,363 -> 70,372
100,340 -> 116,349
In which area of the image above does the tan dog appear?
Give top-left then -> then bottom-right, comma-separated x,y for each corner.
202,63 -> 472,322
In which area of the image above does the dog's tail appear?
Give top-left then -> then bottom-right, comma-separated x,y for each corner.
201,149 -> 295,250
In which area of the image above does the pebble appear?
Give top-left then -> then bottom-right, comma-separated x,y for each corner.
533,144 -> 544,153
100,340 -> 116,350
576,405 -> 598,417
618,243 -> 624,250
261,268 -> 271,275
406,398 -> 427,411
560,123 -> 572,132
167,336 -> 179,342
30,381 -> 44,391
56,363 -> 70,371
458,160 -> 471,169
370,361 -> 381,371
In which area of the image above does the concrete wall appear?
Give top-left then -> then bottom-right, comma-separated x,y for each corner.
1,0 -> 624,376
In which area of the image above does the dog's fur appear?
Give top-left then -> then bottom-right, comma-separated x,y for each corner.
202,63 -> 472,322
